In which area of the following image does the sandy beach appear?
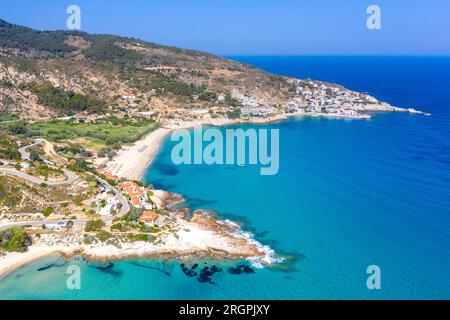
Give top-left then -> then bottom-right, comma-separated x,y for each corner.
105,114 -> 289,181
0,247 -> 57,279
105,127 -> 172,180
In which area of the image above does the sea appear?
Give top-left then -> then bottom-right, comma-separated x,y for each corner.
1,56 -> 449,299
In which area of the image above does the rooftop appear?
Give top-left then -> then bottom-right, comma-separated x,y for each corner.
140,211 -> 159,222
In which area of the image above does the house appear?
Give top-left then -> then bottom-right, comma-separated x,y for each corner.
257,106 -> 275,115
119,181 -> 146,207
131,196 -> 141,207
98,197 -> 118,215
139,211 -> 159,222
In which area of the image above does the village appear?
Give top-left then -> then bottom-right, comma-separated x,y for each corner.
49,79 -> 394,128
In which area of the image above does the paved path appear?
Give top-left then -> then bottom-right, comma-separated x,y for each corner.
0,167 -> 78,186
17,139 -> 45,161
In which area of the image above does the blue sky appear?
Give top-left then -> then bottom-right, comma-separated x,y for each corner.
1,0 -> 449,55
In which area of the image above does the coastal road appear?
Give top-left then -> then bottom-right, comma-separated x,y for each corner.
0,167 -> 78,186
0,215 -> 118,232
0,172 -> 129,230
0,219 -> 90,232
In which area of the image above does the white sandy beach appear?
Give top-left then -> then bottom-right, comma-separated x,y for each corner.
0,247 -> 57,279
105,127 -> 172,180
105,114 -> 289,181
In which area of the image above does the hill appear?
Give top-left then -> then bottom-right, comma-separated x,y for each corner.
0,18 -> 293,122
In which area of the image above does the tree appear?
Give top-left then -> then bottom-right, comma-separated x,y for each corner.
29,149 -> 41,162
97,147 -> 112,158
0,227 -> 32,252
227,108 -> 241,119
66,221 -> 74,229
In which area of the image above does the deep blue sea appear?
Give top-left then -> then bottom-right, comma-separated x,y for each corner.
1,56 -> 449,299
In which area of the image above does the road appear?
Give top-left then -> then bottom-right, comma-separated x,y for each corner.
0,167 -> 78,186
0,219 -> 89,231
0,169 -> 128,216
0,140 -> 130,232
17,139 -> 45,161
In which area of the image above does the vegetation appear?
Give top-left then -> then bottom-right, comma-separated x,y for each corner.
29,149 -> 44,161
97,146 -> 117,159
151,72 -> 202,97
85,219 -> 105,232
111,222 -> 127,232
41,207 -> 54,217
0,19 -> 75,55
227,108 -> 241,119
198,91 -> 218,102
0,131 -> 21,159
0,177 -> 23,208
0,112 -> 19,123
30,83 -> 106,114
0,227 -> 32,252
1,118 -> 159,147
67,159 -> 91,173
96,230 -> 112,242
82,38 -> 142,63
224,93 -> 239,107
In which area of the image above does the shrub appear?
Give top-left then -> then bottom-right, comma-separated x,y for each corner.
41,207 -> 53,217
85,219 -> 105,232
96,230 -> 112,242
111,223 -> 126,232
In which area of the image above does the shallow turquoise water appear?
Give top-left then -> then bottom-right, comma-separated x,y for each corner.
1,57 -> 449,299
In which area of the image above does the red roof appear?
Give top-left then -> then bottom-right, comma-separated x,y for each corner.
131,197 -> 141,206
140,211 -> 159,222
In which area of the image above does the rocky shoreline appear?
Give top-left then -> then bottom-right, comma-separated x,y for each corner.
0,195 -> 283,279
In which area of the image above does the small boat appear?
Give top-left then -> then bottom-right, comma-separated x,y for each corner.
236,164 -> 245,168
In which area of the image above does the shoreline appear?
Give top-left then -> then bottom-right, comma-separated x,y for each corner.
104,109 -> 376,181
0,107 -> 425,280
0,214 -> 281,279
0,247 -> 58,279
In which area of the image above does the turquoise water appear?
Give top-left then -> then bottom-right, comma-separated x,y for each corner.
1,57 -> 449,299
